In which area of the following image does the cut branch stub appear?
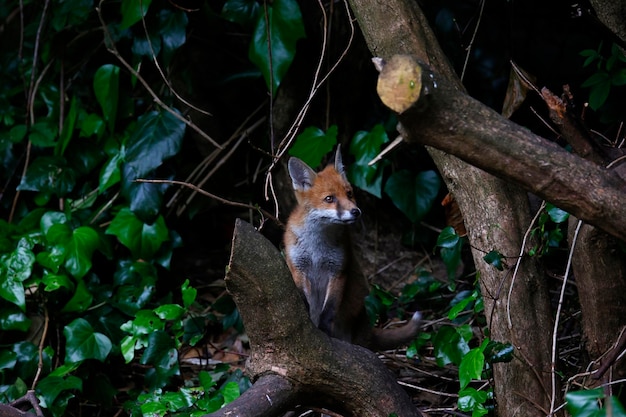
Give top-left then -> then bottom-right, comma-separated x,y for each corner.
374,55 -> 435,113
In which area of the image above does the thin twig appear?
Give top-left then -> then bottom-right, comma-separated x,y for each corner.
166,102 -> 266,212
96,0 -> 221,149
369,135 -> 403,166
506,201 -> 545,327
460,0 -> 485,82
174,115 -> 267,216
263,0 -> 355,218
138,0 -> 212,117
397,380 -> 459,398
26,0 -> 51,116
135,179 -> 280,226
549,219 -> 582,416
31,306 -> 49,389
262,0 -> 275,152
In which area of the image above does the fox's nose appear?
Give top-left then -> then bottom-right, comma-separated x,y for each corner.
351,208 -> 361,218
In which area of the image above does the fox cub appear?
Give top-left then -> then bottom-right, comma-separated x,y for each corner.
284,147 -> 421,350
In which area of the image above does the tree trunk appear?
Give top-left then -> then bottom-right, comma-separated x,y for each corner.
347,1 -> 555,415
568,221 -> 626,389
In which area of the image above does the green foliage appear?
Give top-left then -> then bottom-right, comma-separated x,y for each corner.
566,389 -> 626,417
0,0 -> 250,415
288,125 -> 338,168
347,125 -> 390,198
126,368 -> 246,417
384,170 -> 441,223
482,250 -> 504,271
223,0 -> 305,95
436,226 -> 465,283
458,387 -> 490,417
433,325 -> 472,367
580,43 -> 626,110
529,203 -> 569,257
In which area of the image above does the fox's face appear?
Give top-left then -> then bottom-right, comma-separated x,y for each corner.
288,149 -> 361,225
305,166 -> 361,224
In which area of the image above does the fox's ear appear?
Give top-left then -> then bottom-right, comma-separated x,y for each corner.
288,157 -> 317,191
333,145 -> 346,177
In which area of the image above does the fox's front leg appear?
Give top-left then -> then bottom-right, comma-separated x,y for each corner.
319,275 -> 347,338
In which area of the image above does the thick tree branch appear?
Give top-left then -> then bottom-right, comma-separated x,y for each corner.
379,55 -> 626,241
205,219 -> 422,417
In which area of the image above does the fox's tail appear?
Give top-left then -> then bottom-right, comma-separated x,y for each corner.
370,311 -> 422,351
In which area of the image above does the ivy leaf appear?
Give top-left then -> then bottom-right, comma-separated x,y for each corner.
132,29 -> 161,57
36,375 -> 82,411
458,387 -> 489,416
433,325 -> 471,367
17,156 -> 76,196
248,0 -> 305,95
112,260 -> 157,315
384,170 -> 441,223
40,211 -> 68,236
105,208 -> 169,260
36,245 -> 65,273
62,280 -> 93,313
483,250 -> 504,271
485,341 -> 514,363
57,96 -> 78,156
565,389 -> 604,416
140,330 -> 175,366
79,113 -> 105,139
588,79 -> 611,110
50,0 -> 91,31
0,305 -> 31,332
0,239 -> 35,311
459,339 -> 488,390
29,121 -> 58,148
222,381 -> 241,404
65,226 -> 100,279
64,318 -> 112,363
0,350 -> 18,370
121,110 -> 185,222
347,125 -> 390,198
437,226 -> 460,248
158,9 -> 188,63
222,0 -> 260,29
120,0 -> 153,29
613,68 -> 626,86
288,125 -> 337,168
448,291 -> 476,321
546,203 -> 569,224
125,179 -> 168,222
99,152 -> 122,192
181,279 -> 197,309
93,65 -> 120,133
121,310 -> 165,338
154,304 -> 184,321
41,273 -> 74,292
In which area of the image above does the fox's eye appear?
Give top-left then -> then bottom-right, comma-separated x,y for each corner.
346,190 -> 353,199
324,195 -> 335,203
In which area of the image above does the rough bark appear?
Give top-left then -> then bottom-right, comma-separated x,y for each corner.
347,1 -> 556,416
205,219 -> 422,417
588,0 -> 626,50
568,0 -> 626,400
568,222 -> 626,382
